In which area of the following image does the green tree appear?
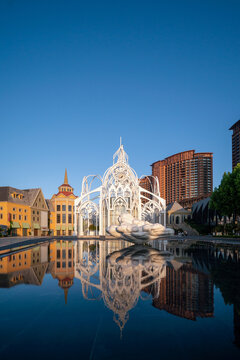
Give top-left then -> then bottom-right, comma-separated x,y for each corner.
210,164 -> 240,224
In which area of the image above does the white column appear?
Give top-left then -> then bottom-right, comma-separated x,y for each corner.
80,214 -> 83,236
99,192 -> 103,235
74,200 -> 77,236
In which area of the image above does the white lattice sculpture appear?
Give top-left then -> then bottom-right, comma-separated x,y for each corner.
75,141 -> 173,238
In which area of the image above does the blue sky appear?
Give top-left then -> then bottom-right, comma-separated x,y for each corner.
0,0 -> 239,198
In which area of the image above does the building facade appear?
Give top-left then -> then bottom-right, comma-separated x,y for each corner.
151,150 -> 213,208
24,189 -> 49,236
229,120 -> 240,169
0,187 -> 48,236
50,170 -> 77,236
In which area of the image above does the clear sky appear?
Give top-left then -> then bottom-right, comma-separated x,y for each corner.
0,0 -> 239,198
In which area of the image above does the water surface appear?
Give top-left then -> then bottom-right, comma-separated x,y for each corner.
0,238 -> 239,359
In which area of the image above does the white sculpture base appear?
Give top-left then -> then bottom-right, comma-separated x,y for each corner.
106,213 -> 174,243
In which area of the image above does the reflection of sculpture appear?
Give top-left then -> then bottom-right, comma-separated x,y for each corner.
75,142 -> 167,236
103,245 -> 175,333
75,240 -> 178,334
107,213 -> 174,242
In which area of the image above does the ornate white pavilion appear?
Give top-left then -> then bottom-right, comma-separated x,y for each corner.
74,142 -> 166,236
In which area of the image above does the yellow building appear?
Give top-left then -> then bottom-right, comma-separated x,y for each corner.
0,187 -> 49,237
0,187 -> 31,236
0,243 -> 50,288
50,170 -> 77,236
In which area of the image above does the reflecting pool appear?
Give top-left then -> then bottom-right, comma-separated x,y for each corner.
0,238 -> 240,359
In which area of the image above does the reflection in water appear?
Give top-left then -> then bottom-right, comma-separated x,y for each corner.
0,239 -> 240,346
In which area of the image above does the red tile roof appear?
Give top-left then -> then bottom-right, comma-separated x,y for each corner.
55,191 -> 77,197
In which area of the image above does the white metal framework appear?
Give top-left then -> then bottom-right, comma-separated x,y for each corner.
74,143 -> 166,236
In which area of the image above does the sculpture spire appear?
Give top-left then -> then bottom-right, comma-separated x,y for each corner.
113,140 -> 128,164
64,168 -> 68,184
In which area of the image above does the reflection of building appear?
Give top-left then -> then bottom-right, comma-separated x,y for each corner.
0,187 -> 48,236
75,143 -> 166,236
50,240 -> 74,303
229,120 -> 240,169
50,170 -> 77,236
151,264 -> 214,320
0,243 -> 49,287
151,150 -> 213,208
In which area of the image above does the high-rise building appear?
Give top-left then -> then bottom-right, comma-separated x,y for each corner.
151,150 -> 213,208
229,120 -> 240,169
139,176 -> 152,204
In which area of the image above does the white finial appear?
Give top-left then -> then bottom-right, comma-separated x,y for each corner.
120,136 -> 122,147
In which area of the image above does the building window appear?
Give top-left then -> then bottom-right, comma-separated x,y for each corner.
13,214 -> 16,220
57,205 -> 60,211
19,208 -> 22,212
62,250 -> 66,259
37,211 -> 39,215
62,205 -> 66,211
57,262 -> 60,268
68,214 -> 72,223
19,215 -> 21,220
33,211 -> 35,214
24,216 -> 27,221
0,214 -> 2,219
33,217 -> 35,221
13,208 -> 16,211
68,249 -> 72,258
24,209 -> 27,213
68,261 -> 72,267
57,214 -> 61,223
62,214 -> 66,223
68,205 -> 72,211
62,262 -> 66,268
37,217 -> 39,221
57,250 -> 61,259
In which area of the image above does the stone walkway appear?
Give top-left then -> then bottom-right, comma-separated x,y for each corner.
0,236 -> 56,251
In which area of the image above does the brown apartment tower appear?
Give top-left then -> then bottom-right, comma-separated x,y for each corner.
151,150 -> 213,208
229,120 -> 240,170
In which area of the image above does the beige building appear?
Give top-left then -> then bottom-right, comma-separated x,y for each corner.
50,170 -> 77,236
166,201 -> 191,226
